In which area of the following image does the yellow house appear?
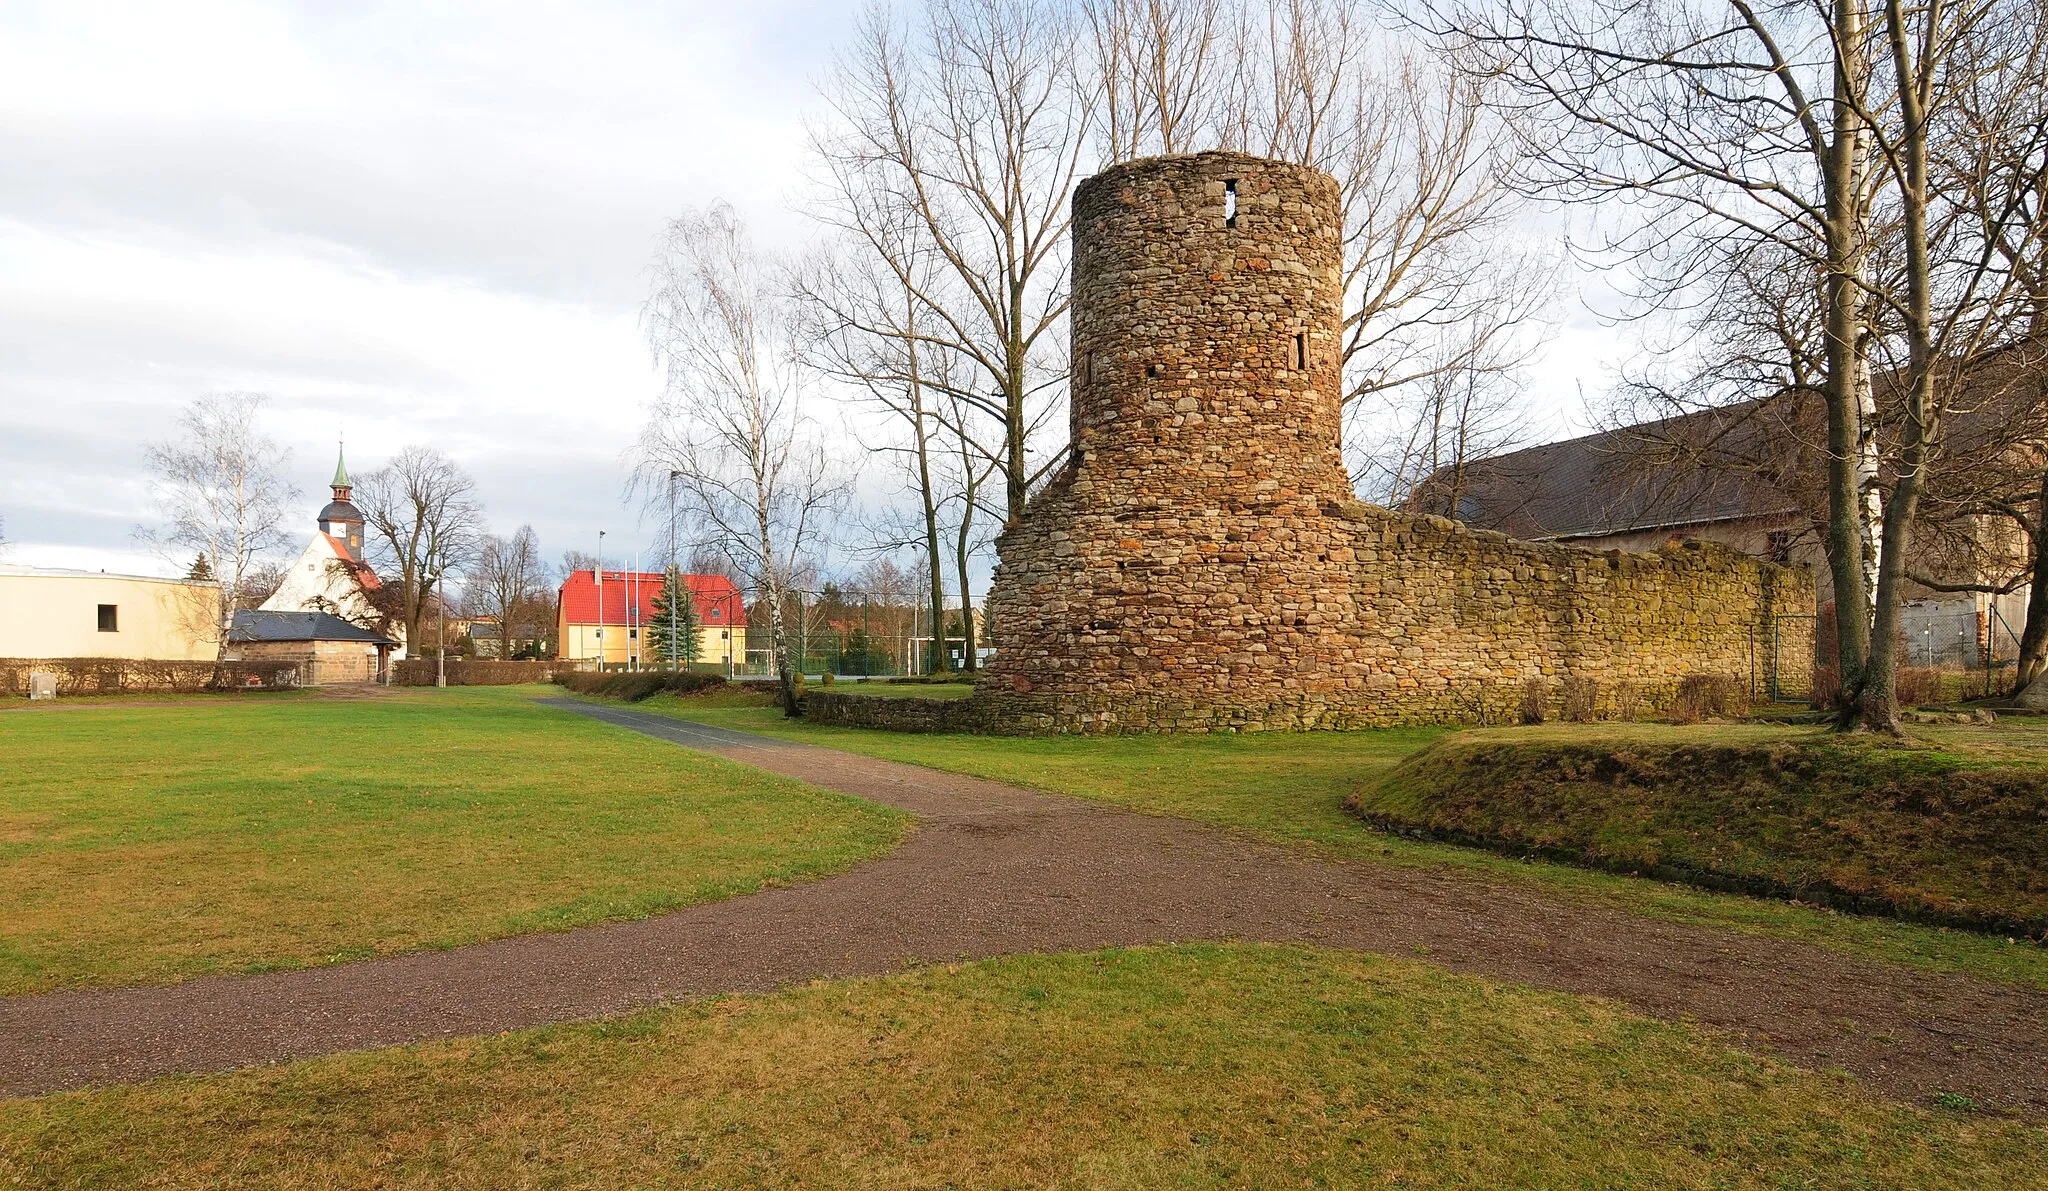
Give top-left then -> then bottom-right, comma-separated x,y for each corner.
0,565 -> 218,661
556,568 -> 747,669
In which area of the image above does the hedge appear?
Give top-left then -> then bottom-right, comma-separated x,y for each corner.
550,670 -> 730,701
0,658 -> 302,696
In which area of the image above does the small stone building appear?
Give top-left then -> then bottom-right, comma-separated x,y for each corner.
966,150 -> 1812,733
227,610 -> 395,686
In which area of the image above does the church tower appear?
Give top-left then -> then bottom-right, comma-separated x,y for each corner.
319,446 -> 366,561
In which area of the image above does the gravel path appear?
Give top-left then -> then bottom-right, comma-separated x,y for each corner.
4,698 -> 2045,1115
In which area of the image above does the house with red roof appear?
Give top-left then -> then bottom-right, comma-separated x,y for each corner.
555,568 -> 746,669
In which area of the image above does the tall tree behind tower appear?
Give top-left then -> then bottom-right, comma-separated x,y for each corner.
356,446 -> 483,653
137,393 -> 296,662
812,0 -> 1090,525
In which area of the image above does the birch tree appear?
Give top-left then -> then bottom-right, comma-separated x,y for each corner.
639,202 -> 845,713
138,393 -> 296,663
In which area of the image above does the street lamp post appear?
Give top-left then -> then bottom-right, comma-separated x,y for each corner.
596,529 -> 606,672
668,469 -> 681,673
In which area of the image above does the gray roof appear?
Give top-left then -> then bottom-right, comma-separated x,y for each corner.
1412,402 -> 1805,541
229,610 -> 394,645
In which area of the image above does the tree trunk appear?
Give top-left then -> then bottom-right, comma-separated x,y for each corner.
2014,468 -> 2048,691
1823,0 -> 1877,727
907,303 -> 949,676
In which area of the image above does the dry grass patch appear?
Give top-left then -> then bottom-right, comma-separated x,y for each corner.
2,944 -> 2039,1189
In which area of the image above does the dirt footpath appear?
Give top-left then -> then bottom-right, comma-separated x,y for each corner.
3,698 -> 2044,1115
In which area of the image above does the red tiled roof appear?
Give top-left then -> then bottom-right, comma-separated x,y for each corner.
557,570 -> 743,627
324,536 -> 383,590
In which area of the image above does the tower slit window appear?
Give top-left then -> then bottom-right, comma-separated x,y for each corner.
1223,179 -> 1237,227
1293,332 -> 1307,370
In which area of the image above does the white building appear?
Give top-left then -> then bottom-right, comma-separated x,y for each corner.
261,448 -> 406,658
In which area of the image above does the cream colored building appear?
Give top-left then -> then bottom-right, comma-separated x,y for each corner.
0,564 -> 218,660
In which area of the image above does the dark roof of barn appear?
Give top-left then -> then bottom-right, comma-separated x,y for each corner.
1419,409 -> 1802,540
229,610 -> 394,645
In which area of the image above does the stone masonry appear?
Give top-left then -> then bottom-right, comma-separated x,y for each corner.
833,151 -> 1814,734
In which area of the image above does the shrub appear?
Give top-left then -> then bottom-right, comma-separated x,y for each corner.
1611,682 -> 1644,722
820,671 -> 837,687
1560,675 -> 1599,723
1669,674 -> 1750,724
550,671 -> 729,701
1895,666 -> 1943,708
1519,679 -> 1548,725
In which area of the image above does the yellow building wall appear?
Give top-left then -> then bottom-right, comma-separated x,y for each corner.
0,569 -> 219,661
557,620 -> 746,668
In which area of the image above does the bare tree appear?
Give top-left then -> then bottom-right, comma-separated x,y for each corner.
1424,0 -> 2048,729
1210,4 -> 1553,427
793,216 -> 959,673
136,393 -> 296,661
1083,0 -> 1229,158
639,202 -> 846,713
469,526 -> 546,659
1355,321 -> 1533,511
356,446 -> 484,653
813,0 -> 1090,524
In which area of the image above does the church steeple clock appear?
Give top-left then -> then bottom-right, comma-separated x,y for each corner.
318,444 -> 367,561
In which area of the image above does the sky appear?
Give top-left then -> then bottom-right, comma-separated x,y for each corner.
0,0 -> 1634,581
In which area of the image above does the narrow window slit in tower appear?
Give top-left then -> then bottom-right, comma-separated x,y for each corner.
1224,179 -> 1237,227
1293,332 -> 1307,370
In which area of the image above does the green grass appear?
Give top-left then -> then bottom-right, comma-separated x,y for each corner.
4,943 -> 2037,1188
0,687 -> 905,995
645,695 -> 2048,989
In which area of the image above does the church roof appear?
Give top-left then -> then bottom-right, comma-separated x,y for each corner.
332,444 -> 350,489
319,499 -> 363,524
230,610 -> 395,644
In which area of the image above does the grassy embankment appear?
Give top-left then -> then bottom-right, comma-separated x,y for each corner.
0,687 -> 904,995
1354,728 -> 2048,935
648,691 -> 2048,989
5,942 -> 2041,1189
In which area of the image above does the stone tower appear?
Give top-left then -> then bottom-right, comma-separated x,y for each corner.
978,150 -> 1366,731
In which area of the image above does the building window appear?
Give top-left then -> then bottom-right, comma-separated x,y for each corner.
1766,530 -> 1793,564
1223,178 -> 1238,228
97,604 -> 118,632
629,628 -> 638,639
1293,332 -> 1307,370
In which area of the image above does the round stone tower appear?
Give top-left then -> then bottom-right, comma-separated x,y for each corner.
978,151 -> 1366,732
1067,150 -> 1349,505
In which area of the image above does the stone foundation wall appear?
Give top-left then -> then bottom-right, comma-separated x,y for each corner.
960,150 -> 1814,735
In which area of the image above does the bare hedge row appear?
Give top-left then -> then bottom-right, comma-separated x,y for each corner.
390,660 -> 575,686
0,658 -> 301,695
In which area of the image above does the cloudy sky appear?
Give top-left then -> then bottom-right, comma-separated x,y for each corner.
0,0 -> 1628,579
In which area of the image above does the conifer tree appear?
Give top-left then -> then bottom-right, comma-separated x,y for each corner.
646,570 -> 701,666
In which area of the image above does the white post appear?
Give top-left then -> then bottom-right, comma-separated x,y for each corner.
436,570 -> 447,688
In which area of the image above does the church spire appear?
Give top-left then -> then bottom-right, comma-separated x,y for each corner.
331,442 -> 350,496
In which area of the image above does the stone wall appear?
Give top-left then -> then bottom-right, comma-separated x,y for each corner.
957,150 -> 1814,735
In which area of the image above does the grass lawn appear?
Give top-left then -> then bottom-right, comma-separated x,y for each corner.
0,687 -> 904,995
646,693 -> 2048,989
3,943 -> 2038,1189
